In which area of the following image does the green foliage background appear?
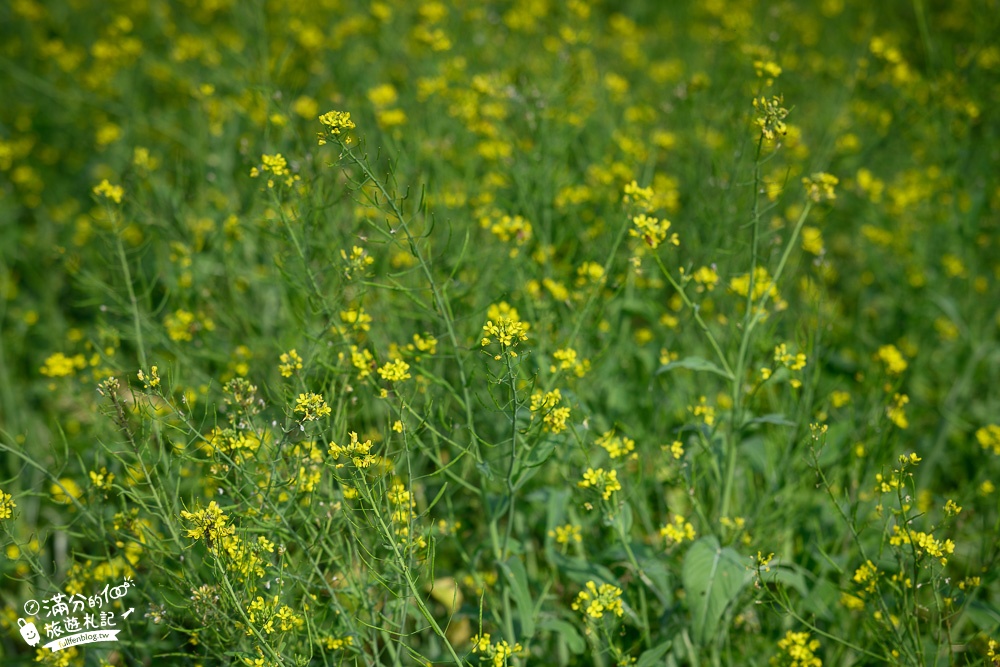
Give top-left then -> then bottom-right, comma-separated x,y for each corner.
1,0 -> 999,665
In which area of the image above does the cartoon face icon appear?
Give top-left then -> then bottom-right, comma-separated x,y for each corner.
18,618 -> 40,646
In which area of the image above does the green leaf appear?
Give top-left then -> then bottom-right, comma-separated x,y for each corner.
965,600 -> 1000,630
548,552 -> 617,587
746,413 -> 796,427
657,356 -> 733,380
635,640 -> 674,667
616,501 -> 634,535
501,556 -> 536,639
538,618 -> 585,654
682,536 -> 747,644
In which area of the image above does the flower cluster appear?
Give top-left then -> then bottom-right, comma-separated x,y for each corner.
549,347 -> 590,377
529,389 -> 570,434
328,431 -> 376,469
93,179 -> 124,204
577,467 -> 621,500
89,467 -> 115,492
137,365 -> 160,389
548,523 -> 582,545
481,318 -> 529,353
40,352 -> 87,378
294,392 -> 331,422
480,211 -> 533,249
659,514 -> 697,547
348,345 -> 375,379
753,95 -> 789,141
729,266 -> 787,312
245,596 -> 303,635
852,560 -> 878,593
630,212 -> 678,249
571,580 -> 624,620
341,245 -> 375,279
0,489 -> 15,520
180,501 -> 234,545
377,359 -> 411,382
976,424 -> 1000,455
317,110 -> 356,144
886,393 -> 909,429
876,344 -> 908,374
889,525 -> 955,566
250,153 -> 299,188
622,180 -> 653,209
771,630 -> 822,667
596,429 -> 636,460
279,349 -> 303,377
802,172 -> 838,202
470,633 -> 523,667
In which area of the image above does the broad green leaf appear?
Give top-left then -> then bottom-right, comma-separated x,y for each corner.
616,501 -> 634,535
657,356 -> 733,380
965,600 -> 1000,630
682,536 -> 747,644
537,618 -> 585,654
548,552 -> 617,587
635,640 -> 674,667
501,556 -> 536,639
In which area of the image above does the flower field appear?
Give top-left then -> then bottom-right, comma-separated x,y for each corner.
1,0 -> 999,665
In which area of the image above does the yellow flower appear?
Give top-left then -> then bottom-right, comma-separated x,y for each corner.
137,365 -> 160,389
596,429 -> 635,459
660,515 -> 696,546
752,95 -> 788,141
89,467 -> 115,491
571,580 -> 624,620
801,226 -> 824,255
93,178 -> 124,203
530,389 -> 570,433
802,172 -> 838,202
328,431 -> 375,468
774,630 -> 822,667
548,523 -> 582,545
0,489 -> 15,519
578,468 -> 621,500
279,349 -> 303,377
40,352 -> 86,377
976,424 -> 1000,455
180,500 -> 234,544
378,359 -> 411,382
876,344 -> 908,374
294,393 -> 332,421
629,213 -> 678,249
886,393 -> 909,429
50,478 -> 83,505
318,110 -> 356,144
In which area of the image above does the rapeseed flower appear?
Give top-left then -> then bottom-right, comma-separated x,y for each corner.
318,110 -> 356,144
294,393 -> 332,421
572,580 -> 624,620
0,489 -> 15,519
279,349 -> 303,377
771,630 -> 821,667
180,501 -> 234,545
578,467 -> 621,500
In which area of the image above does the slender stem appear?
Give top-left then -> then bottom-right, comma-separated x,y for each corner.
362,478 -> 466,666
650,254 -> 734,380
340,142 -> 478,447
501,351 -> 520,561
114,225 -> 147,370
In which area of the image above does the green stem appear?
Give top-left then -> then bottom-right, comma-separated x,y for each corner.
650,254 -> 734,381
113,223 -> 147,370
